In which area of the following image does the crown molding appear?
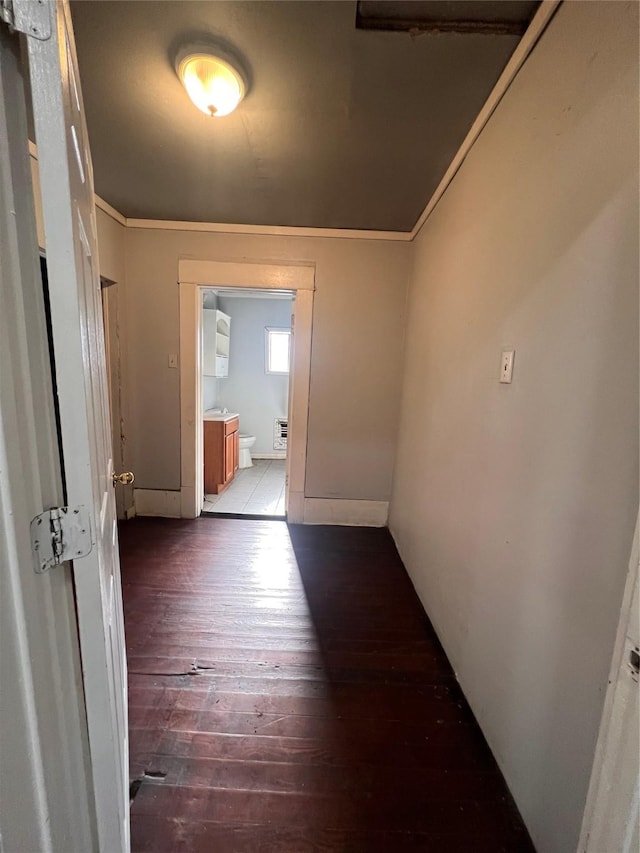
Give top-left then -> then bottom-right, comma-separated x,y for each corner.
125,218 -> 412,242
94,195 -> 127,227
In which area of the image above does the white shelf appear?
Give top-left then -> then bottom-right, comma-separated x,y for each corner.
215,334 -> 230,358
203,309 -> 231,377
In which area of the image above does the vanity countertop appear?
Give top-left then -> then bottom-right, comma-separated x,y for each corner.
203,411 -> 239,422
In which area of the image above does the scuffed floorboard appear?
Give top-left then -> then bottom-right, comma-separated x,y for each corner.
119,517 -> 534,852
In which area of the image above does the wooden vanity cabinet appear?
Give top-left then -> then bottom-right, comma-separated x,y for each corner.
204,417 -> 239,494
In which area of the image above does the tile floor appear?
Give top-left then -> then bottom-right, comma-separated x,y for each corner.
203,459 -> 286,516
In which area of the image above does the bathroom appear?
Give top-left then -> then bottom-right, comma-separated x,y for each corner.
201,289 -> 292,516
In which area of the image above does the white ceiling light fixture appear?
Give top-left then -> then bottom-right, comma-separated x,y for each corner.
175,44 -> 247,118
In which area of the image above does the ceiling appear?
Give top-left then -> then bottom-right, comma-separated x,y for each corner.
70,1 -> 539,231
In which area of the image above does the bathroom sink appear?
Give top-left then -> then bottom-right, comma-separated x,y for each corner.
203,411 -> 238,421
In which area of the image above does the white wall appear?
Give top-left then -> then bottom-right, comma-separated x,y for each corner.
389,4 -> 639,852
216,295 -> 292,455
123,229 -> 411,499
203,376 -> 217,411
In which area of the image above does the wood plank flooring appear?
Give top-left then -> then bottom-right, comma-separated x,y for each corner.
120,518 -> 534,852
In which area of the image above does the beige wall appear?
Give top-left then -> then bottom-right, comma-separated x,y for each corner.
389,3 -> 639,852
123,228 -> 411,498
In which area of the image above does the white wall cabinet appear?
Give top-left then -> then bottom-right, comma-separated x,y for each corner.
203,309 -> 231,378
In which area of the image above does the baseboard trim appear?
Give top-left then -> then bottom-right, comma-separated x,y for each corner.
134,488 -> 182,518
287,491 -> 305,524
134,489 -> 388,526
180,485 -> 200,519
252,452 -> 287,460
302,498 -> 388,527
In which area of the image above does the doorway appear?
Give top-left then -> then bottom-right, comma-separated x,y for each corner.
201,288 -> 293,518
101,277 -> 134,520
178,259 -> 315,523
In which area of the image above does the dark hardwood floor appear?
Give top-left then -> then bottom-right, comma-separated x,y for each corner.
120,518 -> 534,852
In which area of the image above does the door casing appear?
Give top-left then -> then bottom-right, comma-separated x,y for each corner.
178,260 -> 314,521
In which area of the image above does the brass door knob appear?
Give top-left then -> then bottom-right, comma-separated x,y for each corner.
112,472 -> 135,486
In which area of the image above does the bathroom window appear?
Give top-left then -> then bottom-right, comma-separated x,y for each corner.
265,327 -> 291,374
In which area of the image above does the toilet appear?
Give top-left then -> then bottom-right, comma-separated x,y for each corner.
238,434 -> 256,468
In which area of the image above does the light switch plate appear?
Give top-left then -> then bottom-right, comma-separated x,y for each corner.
500,350 -> 515,384
168,353 -> 178,369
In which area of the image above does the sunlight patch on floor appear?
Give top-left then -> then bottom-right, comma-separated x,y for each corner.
203,459 -> 286,516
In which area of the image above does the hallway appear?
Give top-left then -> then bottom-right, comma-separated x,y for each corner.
121,518 -> 534,851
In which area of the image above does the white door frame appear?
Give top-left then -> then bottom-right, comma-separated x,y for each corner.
102,279 -> 134,520
179,259 -> 314,522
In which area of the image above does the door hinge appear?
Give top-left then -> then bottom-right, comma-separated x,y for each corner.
1,0 -> 51,40
30,506 -> 92,574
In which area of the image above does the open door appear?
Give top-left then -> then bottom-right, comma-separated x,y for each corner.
23,0 -> 129,849
579,515 -> 639,852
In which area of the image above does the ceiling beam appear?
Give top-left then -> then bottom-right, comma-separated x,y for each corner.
356,16 -> 528,35
409,0 -> 561,239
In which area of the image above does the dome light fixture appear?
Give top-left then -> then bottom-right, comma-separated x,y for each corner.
175,45 -> 247,118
